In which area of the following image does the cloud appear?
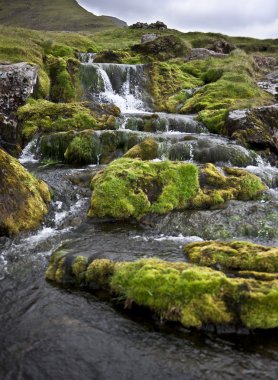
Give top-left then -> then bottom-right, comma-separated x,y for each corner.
77,0 -> 278,38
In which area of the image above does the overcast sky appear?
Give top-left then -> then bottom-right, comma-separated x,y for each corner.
77,0 -> 278,38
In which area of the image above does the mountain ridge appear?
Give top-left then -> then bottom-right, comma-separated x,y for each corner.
0,0 -> 126,31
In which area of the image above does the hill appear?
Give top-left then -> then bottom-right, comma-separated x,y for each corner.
0,0 -> 126,31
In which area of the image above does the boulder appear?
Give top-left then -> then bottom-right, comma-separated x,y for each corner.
226,104 -> 278,164
46,251 -> 278,330
0,63 -> 38,154
207,39 -> 236,54
186,48 -> 227,61
141,34 -> 158,43
129,21 -> 167,30
132,35 -> 190,61
88,159 -> 265,220
0,148 -> 51,236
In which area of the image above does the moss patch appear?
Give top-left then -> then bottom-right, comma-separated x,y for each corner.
123,138 -> 159,160
184,241 -> 278,273
88,159 -> 266,220
46,255 -> 278,330
0,148 -> 51,236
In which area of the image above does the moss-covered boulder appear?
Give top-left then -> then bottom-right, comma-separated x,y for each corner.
0,148 -> 51,236
123,138 -> 159,160
132,35 -> 191,61
88,159 -> 266,220
46,254 -> 278,330
18,99 -> 98,141
184,241 -> 278,274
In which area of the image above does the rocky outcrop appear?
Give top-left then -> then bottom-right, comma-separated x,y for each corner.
207,39 -> 236,54
258,69 -> 278,97
132,35 -> 190,61
185,48 -> 227,61
226,104 -> 278,164
0,62 -> 38,154
0,148 -> 51,236
141,34 -> 158,43
129,21 -> 167,30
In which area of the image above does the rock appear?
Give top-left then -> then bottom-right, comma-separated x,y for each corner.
132,35 -> 190,61
0,148 -> 51,236
46,253 -> 278,330
88,159 -> 265,220
258,69 -> 278,97
185,48 -> 227,61
129,21 -> 167,30
226,104 -> 278,164
123,138 -> 159,160
253,55 -> 277,70
207,39 -> 236,54
184,241 -> 278,274
0,63 -> 38,154
141,34 -> 158,43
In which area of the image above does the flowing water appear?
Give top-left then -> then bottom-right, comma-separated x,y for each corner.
1,59 -> 278,380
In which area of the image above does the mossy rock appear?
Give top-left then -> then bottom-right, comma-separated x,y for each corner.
123,138 -> 159,160
64,130 -> 96,164
0,148 -> 51,236
184,241 -> 278,273
132,35 -> 191,61
18,99 -> 97,141
88,159 -> 266,220
46,254 -> 278,330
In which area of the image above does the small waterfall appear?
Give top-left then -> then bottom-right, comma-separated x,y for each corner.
78,52 -> 96,65
80,63 -> 149,113
19,139 -> 39,164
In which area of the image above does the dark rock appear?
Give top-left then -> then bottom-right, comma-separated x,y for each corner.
226,104 -> 278,165
254,55 -> 277,70
0,62 -> 38,155
207,39 -> 236,54
185,48 -> 227,61
129,21 -> 167,30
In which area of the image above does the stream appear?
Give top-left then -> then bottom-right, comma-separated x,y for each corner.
0,59 -> 278,380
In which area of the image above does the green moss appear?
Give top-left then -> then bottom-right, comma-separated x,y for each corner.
198,109 -> 228,134
123,138 -> 159,160
88,158 -> 199,219
71,256 -> 88,282
19,100 -> 97,141
40,130 -> 75,161
46,254 -> 278,330
0,148 -> 51,236
88,159 -> 265,220
184,241 -> 278,273
64,131 -> 95,164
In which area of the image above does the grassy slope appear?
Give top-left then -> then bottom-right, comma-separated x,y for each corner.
0,0 -> 126,31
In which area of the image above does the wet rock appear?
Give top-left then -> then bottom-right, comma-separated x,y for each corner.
0,148 -> 51,236
0,63 -> 38,154
46,253 -> 278,330
123,138 -> 159,160
88,159 -> 265,220
186,48 -> 227,61
258,69 -> 278,97
184,240 -> 278,274
226,104 -> 278,165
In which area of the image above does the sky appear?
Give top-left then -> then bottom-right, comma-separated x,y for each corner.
77,0 -> 278,38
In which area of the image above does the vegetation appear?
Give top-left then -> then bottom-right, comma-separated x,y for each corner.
46,253 -> 278,330
88,159 -> 265,220
0,0 -> 125,31
18,100 -> 97,140
0,148 -> 51,235
184,241 -> 278,273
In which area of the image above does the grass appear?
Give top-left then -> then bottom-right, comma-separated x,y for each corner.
0,0 -> 125,31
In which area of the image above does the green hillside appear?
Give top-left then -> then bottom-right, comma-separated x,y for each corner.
0,0 -> 126,31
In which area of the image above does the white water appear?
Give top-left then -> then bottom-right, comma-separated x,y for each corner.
93,64 -> 146,113
19,139 -> 39,163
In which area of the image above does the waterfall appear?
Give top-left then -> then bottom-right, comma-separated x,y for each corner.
80,62 -> 149,113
